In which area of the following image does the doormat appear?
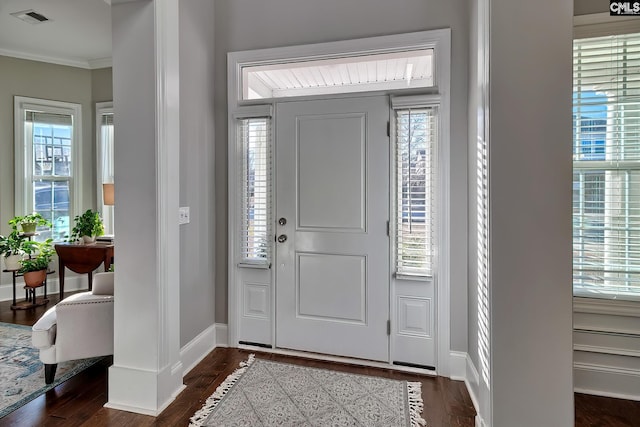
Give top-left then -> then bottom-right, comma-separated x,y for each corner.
0,322 -> 102,418
190,354 -> 426,426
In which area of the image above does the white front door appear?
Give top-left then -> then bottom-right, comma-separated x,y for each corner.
275,96 -> 390,362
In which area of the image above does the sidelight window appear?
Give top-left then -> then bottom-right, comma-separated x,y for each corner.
238,117 -> 272,265
393,103 -> 437,277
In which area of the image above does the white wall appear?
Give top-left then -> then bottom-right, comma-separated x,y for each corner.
178,0 -> 216,348
212,0 -> 470,353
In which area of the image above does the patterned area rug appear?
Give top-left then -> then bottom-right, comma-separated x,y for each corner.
190,355 -> 426,427
0,322 -> 102,418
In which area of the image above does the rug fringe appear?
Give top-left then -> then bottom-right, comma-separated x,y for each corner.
189,354 -> 255,427
407,381 -> 427,426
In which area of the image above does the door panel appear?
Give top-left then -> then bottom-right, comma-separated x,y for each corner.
275,96 -> 390,362
297,114 -> 366,231
297,252 -> 366,323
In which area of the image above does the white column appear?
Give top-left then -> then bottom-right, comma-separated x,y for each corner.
107,0 -> 183,415
486,0 -> 574,426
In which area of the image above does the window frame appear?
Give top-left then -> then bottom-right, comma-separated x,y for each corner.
234,105 -> 274,269
14,96 -> 82,241
391,94 -> 440,279
96,101 -> 114,235
572,14 -> 640,301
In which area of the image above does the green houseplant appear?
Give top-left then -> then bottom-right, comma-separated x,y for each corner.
20,238 -> 54,287
68,209 -> 104,244
0,231 -> 27,271
9,213 -> 51,234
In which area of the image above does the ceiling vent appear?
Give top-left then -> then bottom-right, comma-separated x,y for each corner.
10,9 -> 51,25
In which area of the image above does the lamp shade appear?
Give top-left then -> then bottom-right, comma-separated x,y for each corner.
103,183 -> 115,206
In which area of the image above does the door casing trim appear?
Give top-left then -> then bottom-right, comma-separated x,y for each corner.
227,29 -> 452,376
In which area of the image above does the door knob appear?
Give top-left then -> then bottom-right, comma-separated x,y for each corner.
277,234 -> 288,243
278,217 -> 287,226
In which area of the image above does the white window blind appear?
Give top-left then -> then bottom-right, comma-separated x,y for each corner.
573,32 -> 640,297
239,117 -> 271,264
394,107 -> 437,276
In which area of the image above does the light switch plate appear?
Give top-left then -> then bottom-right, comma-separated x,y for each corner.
178,206 -> 190,224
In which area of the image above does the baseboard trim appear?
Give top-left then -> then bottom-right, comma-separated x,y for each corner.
104,382 -> 185,417
0,275 -> 88,302
451,352 -> 640,420
451,352 -> 483,425
180,323 -> 216,377
574,362 -> 640,401
448,351 -> 468,381
215,323 -> 228,347
103,401 -> 164,417
465,354 -> 481,413
475,415 -> 488,427
107,364 -> 184,416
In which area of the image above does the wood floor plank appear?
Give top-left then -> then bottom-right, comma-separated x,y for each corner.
1,296 -> 639,426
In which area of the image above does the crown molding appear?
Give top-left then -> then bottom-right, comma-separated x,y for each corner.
0,48 -> 112,70
89,57 -> 113,69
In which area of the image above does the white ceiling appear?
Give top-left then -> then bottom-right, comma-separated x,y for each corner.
0,0 -> 111,69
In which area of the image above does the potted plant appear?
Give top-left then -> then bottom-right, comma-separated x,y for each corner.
20,239 -> 54,288
68,209 -> 104,244
0,231 -> 26,271
9,213 -> 51,235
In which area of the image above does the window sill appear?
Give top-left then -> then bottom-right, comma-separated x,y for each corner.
237,262 -> 270,270
394,273 -> 432,282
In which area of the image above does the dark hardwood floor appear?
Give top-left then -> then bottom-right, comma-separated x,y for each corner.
1,294 -> 639,426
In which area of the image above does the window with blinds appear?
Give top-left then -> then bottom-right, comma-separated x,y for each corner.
573,32 -> 640,297
25,109 -> 74,242
98,107 -> 114,234
394,107 -> 437,276
239,117 -> 271,264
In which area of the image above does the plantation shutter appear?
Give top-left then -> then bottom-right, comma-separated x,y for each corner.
393,103 -> 437,276
573,32 -> 640,296
239,116 -> 272,265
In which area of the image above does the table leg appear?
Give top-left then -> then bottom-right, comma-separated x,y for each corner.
58,257 -> 65,299
88,271 -> 93,291
12,271 -> 16,306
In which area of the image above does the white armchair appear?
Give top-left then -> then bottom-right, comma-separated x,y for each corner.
32,271 -> 114,384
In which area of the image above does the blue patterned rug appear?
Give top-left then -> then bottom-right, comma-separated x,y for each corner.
190,355 -> 426,426
0,322 -> 102,418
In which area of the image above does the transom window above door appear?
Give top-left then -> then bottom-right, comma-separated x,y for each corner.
241,48 -> 433,100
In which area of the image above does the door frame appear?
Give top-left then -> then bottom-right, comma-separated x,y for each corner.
227,29 -> 452,375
